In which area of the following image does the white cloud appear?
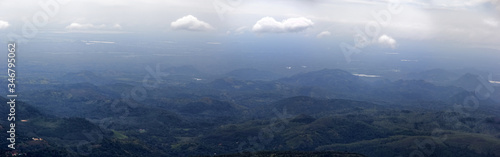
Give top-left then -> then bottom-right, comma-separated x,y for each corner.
0,20 -> 10,29
378,34 -> 397,49
65,23 -> 125,32
170,15 -> 214,31
252,17 -> 283,33
65,23 -> 106,29
483,18 -> 498,27
316,31 -> 331,38
252,17 -> 314,33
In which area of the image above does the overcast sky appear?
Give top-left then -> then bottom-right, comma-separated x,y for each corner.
0,0 -> 499,52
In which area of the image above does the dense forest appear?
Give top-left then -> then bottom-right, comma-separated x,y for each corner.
1,68 -> 499,156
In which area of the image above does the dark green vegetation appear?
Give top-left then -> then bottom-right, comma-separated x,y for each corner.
199,151 -> 366,157
1,68 -> 499,156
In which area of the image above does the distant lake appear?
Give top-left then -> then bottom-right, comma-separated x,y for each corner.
490,80 -> 500,84
353,74 -> 381,78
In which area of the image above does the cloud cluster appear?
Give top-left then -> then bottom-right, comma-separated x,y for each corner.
252,17 -> 313,33
378,34 -> 397,49
171,15 -> 214,31
316,31 -> 331,38
0,20 -> 10,29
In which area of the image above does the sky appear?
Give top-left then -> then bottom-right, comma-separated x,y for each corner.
0,0 -> 499,73
0,0 -> 498,43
